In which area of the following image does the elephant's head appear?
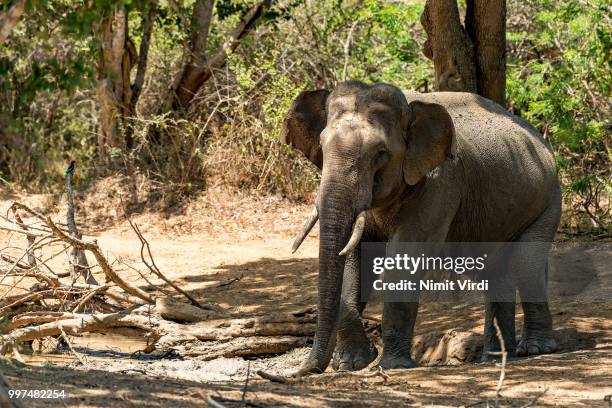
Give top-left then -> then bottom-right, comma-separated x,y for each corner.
281,81 -> 456,375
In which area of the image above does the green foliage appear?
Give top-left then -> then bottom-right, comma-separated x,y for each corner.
506,0 -> 611,232
204,0 -> 433,198
0,0 -> 103,188
0,0 -> 609,230
352,0 -> 428,87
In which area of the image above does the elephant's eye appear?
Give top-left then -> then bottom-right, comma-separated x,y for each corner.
373,149 -> 389,167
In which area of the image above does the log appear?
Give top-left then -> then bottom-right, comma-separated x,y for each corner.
11,312 -> 75,330
171,336 -> 310,360
1,305 -> 316,360
1,311 -> 158,343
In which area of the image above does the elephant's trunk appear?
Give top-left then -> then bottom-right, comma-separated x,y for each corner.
299,157 -> 362,374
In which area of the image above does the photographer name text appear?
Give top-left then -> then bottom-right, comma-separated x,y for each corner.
373,279 -> 489,291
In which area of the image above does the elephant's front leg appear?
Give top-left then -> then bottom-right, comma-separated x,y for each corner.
379,301 -> 419,369
377,198 -> 457,369
332,246 -> 378,371
378,237 -> 422,368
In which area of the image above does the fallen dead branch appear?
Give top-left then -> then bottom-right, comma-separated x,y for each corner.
493,318 -> 507,405
43,214 -> 154,304
1,199 -> 315,362
4,201 -> 151,303
10,312 -> 75,329
59,327 -> 88,367
214,276 -> 242,288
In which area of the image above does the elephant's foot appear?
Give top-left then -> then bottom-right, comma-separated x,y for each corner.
378,352 -> 417,369
516,332 -> 557,356
332,336 -> 377,371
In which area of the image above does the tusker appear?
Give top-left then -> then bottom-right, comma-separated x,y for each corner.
281,81 -> 560,375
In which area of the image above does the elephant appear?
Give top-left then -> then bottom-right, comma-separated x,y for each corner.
280,80 -> 561,376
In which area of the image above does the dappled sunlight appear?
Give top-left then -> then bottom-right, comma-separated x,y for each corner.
1,196 -> 609,406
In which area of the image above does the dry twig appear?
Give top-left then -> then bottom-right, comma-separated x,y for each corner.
493,318 -> 507,405
126,217 -> 202,308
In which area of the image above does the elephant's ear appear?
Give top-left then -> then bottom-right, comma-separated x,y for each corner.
280,89 -> 329,170
403,101 -> 456,185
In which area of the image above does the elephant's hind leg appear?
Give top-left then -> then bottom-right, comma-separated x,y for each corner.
515,190 -> 560,357
517,300 -> 556,356
332,246 -> 377,371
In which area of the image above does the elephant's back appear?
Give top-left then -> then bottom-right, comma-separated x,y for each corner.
403,90 -> 560,241
402,90 -> 557,177
403,91 -> 549,151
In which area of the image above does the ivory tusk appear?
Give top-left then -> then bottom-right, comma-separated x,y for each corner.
291,207 -> 319,253
339,211 -> 367,256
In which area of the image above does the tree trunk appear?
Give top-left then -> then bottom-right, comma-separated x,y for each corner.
421,0 -> 476,93
465,0 -> 506,106
420,0 -> 506,106
162,0 -> 271,112
130,0 -> 158,118
164,0 -> 214,112
96,6 -> 137,159
0,0 -> 26,45
125,0 -> 158,149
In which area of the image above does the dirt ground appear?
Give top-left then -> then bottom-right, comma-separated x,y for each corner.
0,184 -> 610,407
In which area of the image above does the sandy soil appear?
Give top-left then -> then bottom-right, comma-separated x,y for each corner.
0,185 -> 610,407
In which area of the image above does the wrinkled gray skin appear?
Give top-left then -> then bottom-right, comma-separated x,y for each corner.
281,81 -> 560,375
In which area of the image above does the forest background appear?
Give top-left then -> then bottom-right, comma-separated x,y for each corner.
0,0 -> 610,235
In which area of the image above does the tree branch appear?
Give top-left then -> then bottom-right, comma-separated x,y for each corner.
0,0 -> 26,45
130,0 -> 158,114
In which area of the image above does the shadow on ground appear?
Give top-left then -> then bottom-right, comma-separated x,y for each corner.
3,342 -> 610,408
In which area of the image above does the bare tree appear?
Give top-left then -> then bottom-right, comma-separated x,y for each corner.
421,0 -> 506,106
0,0 -> 26,45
